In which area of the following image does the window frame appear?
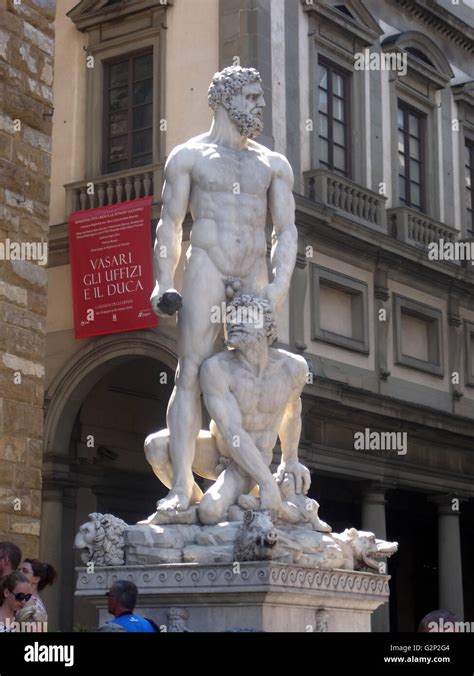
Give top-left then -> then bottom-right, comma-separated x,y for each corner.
310,265 -> 369,354
81,10 -> 166,181
317,57 -> 352,178
464,320 -> 474,387
393,295 -> 444,376
464,139 -> 474,237
397,100 -> 426,212
102,47 -> 154,175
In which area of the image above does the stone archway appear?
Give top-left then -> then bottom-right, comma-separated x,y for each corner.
43,330 -> 177,459
40,330 -> 177,630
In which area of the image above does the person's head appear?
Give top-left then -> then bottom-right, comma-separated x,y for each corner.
19,559 -> 57,593
225,294 -> 277,351
0,542 -> 22,577
418,609 -> 461,632
208,66 -> 265,139
15,604 -> 47,631
0,572 -> 32,616
106,580 -> 138,617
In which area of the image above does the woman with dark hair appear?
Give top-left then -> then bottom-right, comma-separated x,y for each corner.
19,559 -> 57,620
0,571 -> 32,631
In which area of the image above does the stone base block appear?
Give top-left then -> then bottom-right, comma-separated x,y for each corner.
76,562 -> 390,632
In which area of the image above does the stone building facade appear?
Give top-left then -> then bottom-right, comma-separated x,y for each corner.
0,0 -> 56,558
39,0 -> 474,631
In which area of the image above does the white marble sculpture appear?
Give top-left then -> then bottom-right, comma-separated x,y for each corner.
150,66 -> 298,512
73,513 -> 398,573
145,294 -> 314,526
168,608 -> 191,633
73,70 -> 399,637
73,513 -> 127,566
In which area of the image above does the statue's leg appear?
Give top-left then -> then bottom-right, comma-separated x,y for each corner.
192,430 -> 221,481
145,429 -> 220,504
158,251 -> 225,511
144,430 -> 173,486
198,463 -> 254,525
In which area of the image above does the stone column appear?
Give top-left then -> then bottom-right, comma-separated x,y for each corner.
361,485 -> 391,632
434,495 -> 464,619
289,253 -> 308,353
374,262 -> 391,383
39,483 -> 65,632
447,294 -> 464,410
60,487 -> 79,631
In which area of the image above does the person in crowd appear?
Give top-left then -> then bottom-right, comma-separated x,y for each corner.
0,572 -> 32,632
0,542 -> 22,577
418,609 -> 461,632
105,580 -> 159,632
19,558 -> 57,620
15,604 -> 47,632
97,622 -> 125,632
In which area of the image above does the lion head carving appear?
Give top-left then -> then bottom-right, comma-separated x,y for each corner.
74,512 -> 128,566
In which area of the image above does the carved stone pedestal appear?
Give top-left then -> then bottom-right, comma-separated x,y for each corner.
76,562 -> 390,632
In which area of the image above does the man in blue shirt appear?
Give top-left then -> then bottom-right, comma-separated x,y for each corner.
106,580 -> 159,632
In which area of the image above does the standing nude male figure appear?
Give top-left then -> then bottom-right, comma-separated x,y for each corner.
150,66 -> 297,511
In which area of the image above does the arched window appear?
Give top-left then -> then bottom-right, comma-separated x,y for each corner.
381,31 -> 454,219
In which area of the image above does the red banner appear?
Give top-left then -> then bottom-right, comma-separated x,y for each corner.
69,197 -> 157,339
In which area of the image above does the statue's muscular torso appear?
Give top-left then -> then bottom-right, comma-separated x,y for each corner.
182,134 -> 275,277
208,350 -> 307,461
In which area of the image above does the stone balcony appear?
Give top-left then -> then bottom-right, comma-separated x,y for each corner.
64,164 -> 163,217
304,169 -> 387,233
387,206 -> 459,253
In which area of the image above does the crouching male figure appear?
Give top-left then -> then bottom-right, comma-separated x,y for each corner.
145,295 -> 311,524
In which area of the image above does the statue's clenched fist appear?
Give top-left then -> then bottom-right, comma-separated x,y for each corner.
151,288 -> 183,317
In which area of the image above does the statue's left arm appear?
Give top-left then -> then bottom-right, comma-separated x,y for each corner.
266,154 -> 298,310
274,359 -> 311,494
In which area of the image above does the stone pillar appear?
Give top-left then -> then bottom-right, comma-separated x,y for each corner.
289,253 -> 308,353
361,485 -> 391,632
374,262 -> 391,384
0,0 -> 56,554
434,495 -> 464,619
447,294 -> 464,410
60,486 -> 79,631
39,483 -> 65,632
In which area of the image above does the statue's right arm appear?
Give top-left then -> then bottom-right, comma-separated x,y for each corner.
151,147 -> 193,313
200,359 -> 275,487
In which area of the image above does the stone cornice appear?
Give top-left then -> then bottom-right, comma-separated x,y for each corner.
68,0 -> 172,32
76,561 -> 390,599
302,0 -> 383,47
394,0 -> 474,54
299,440 -> 474,498
381,31 -> 454,88
452,80 -> 474,109
295,194 -> 474,304
301,375 -> 474,442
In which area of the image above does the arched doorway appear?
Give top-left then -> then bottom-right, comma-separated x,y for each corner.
41,331 -> 176,630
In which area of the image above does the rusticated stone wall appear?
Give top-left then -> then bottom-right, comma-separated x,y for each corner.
0,0 -> 56,557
